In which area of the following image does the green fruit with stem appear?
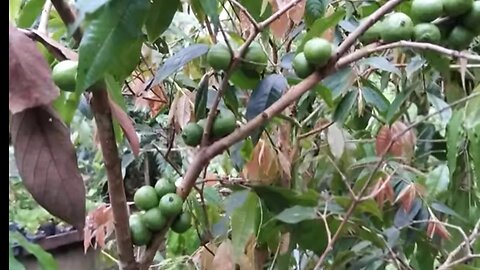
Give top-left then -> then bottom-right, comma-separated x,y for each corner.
292,52 -> 314,78
129,214 -> 152,246
443,0 -> 473,17
52,60 -> 78,92
411,0 -> 444,22
154,178 -> 176,198
158,193 -> 183,217
461,1 -> 480,34
447,25 -> 475,50
414,23 -> 442,43
133,186 -> 159,210
359,20 -> 384,44
303,38 -> 332,67
380,12 -> 414,42
242,42 -> 268,74
171,211 -> 192,234
207,43 -> 232,71
181,122 -> 203,146
212,110 -> 236,138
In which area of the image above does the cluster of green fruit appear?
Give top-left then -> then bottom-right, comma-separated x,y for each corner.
181,109 -> 236,147
206,41 -> 268,75
360,0 -> 479,50
51,60 -> 78,92
292,37 -> 334,78
129,178 -> 192,246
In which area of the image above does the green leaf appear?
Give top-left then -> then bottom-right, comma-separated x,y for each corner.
291,220 -> 328,255
464,87 -> 480,130
361,86 -> 390,115
467,125 -> 480,186
425,164 -> 450,198
275,206 -> 317,224
10,0 -> 22,22
145,0 -> 179,42
386,86 -> 414,124
305,0 -> 327,27
224,85 -> 240,116
230,69 -> 260,90
360,57 -> 401,76
447,110 -> 464,179
73,0 -> 110,31
52,91 -> 82,126
246,74 -> 287,143
109,39 -> 143,82
336,197 -> 383,220
16,0 -> 46,28
298,10 -> 345,52
194,74 -> 209,120
321,67 -> 354,99
76,0 -> 149,92
9,247 -> 25,270
252,186 -> 319,214
333,90 -> 358,125
423,51 -> 450,75
203,186 -> 222,207
199,0 -> 219,26
405,55 -> 426,79
153,44 -> 210,85
10,232 -> 58,270
231,191 -> 259,259
239,0 -> 272,21
427,92 -> 452,125
431,202 -> 468,223
105,74 -> 127,110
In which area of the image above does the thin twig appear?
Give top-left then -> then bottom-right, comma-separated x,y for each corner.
38,0 -> 52,34
229,0 -> 260,30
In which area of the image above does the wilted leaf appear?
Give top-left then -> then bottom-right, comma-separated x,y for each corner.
76,0 -> 149,92
268,0 -> 290,39
288,0 -> 305,23
395,183 -> 416,212
210,240 -> 235,270
9,25 -> 59,114
376,121 -> 416,163
27,29 -> 79,61
145,0 -> 179,42
277,151 -> 292,182
108,98 -> 140,157
275,206 -> 317,224
11,106 -> 86,230
153,44 -> 210,85
243,138 -> 281,185
84,204 -> 114,253
168,90 -> 194,132
327,123 -> 345,160
427,218 -> 450,239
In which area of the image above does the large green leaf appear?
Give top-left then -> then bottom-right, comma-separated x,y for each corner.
10,232 -> 58,270
333,90 -> 358,125
199,0 -> 219,26
194,74 -> 209,120
360,56 -> 401,76
10,0 -> 22,22
361,85 -> 390,115
447,110 -> 463,179
275,206 -> 317,224
425,164 -> 450,199
386,85 -> 414,124
145,0 -> 179,42
239,0 -> 272,21
304,0 -> 328,27
52,91 -> 82,126
9,247 -> 25,270
231,191 -> 260,260
297,10 -> 346,52
76,0 -> 149,92
16,0 -> 46,28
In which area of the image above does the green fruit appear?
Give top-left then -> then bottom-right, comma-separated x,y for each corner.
154,178 -> 176,198
158,193 -> 183,217
443,0 -> 473,17
414,23 -> 442,43
242,42 -> 268,74
142,208 -> 167,232
52,60 -> 78,92
461,1 -> 480,34
380,12 -> 414,42
181,122 -> 203,146
212,110 -> 236,138
359,20 -> 384,44
303,38 -> 332,67
129,214 -> 152,246
292,52 -> 314,78
411,0 -> 444,22
447,25 -> 475,50
171,212 -> 192,234
207,43 -> 232,71
134,186 -> 159,210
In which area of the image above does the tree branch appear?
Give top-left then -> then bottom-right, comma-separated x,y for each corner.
50,1 -> 137,269
229,0 -> 260,30
38,0 -> 52,34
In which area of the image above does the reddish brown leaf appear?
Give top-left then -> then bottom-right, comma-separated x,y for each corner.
84,204 -> 114,253
243,138 -> 281,185
11,106 -> 86,230
376,121 -> 416,163
427,218 -> 450,240
268,0 -> 290,39
395,183 -> 416,212
9,25 -> 59,114
108,98 -> 140,157
28,29 -> 78,61
288,0 -> 305,24
168,90 -> 194,132
210,240 -> 235,270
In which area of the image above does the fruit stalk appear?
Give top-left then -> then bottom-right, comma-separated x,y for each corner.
50,0 -> 138,269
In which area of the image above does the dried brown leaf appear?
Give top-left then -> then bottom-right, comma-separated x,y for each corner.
210,240 -> 235,270
28,29 -> 78,61
268,0 -> 290,39
395,184 -> 416,212
11,106 -> 86,230
9,25 -> 59,114
288,0 -> 305,23
243,138 -> 281,185
168,90 -> 194,132
83,204 -> 114,253
108,97 -> 140,157
192,243 -> 218,269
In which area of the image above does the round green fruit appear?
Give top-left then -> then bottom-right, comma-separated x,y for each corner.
142,207 -> 167,232
411,0 -> 444,22
461,1 -> 480,34
360,20 -> 384,44
181,122 -> 203,146
52,60 -> 78,92
158,193 -> 183,217
303,38 -> 332,67
207,43 -> 232,71
155,178 -> 176,198
171,212 -> 192,234
292,52 -> 314,79
134,186 -> 159,211
380,12 -> 414,42
443,0 -> 473,17
414,23 -> 442,43
129,214 -> 152,246
447,25 -> 475,50
242,42 -> 268,74
212,110 -> 236,138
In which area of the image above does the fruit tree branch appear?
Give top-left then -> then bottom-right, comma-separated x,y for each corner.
38,0 -> 52,34
50,1 -> 137,269
229,0 -> 260,30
